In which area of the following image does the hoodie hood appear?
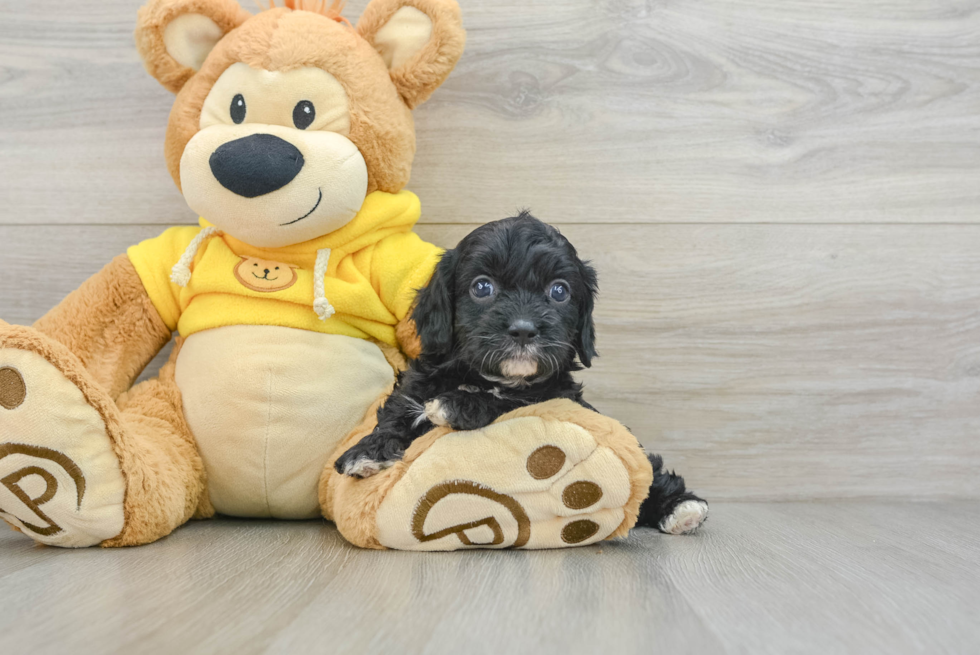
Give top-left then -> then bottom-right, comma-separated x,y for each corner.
170,190 -> 426,321
128,190 -> 441,344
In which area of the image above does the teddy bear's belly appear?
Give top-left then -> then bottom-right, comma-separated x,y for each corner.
174,325 -> 394,519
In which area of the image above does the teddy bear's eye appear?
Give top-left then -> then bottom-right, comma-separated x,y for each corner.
230,94 -> 246,124
293,100 -> 315,130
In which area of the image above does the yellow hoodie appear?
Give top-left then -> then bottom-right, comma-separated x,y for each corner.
127,190 -> 441,346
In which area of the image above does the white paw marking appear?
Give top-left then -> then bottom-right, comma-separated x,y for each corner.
425,399 -> 450,427
660,500 -> 708,535
343,457 -> 395,479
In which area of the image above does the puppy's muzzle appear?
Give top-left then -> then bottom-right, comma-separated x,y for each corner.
209,134 -> 305,198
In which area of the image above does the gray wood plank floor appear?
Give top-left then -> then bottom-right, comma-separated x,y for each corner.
1,502 -> 977,655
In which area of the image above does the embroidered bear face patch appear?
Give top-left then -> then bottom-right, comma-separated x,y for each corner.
234,256 -> 298,292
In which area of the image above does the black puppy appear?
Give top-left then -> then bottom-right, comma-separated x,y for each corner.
334,213 -> 707,533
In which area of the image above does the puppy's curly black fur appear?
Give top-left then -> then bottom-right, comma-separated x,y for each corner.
335,213 -> 706,533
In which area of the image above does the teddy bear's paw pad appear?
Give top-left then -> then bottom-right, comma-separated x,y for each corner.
0,348 -> 125,547
659,500 -> 708,535
374,416 -> 632,550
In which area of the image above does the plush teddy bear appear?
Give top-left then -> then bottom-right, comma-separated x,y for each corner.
0,0 -> 659,550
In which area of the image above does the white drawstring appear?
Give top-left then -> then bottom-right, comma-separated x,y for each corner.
171,226 -> 223,287
313,247 -> 335,320
171,227 -> 334,320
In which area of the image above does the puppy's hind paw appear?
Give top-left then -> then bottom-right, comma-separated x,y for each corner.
659,500 -> 709,535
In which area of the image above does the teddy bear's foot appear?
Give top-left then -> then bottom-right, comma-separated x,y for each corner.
0,331 -> 126,547
372,401 -> 650,550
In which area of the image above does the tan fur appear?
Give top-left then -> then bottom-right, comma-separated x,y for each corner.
394,314 -> 422,360
0,325 -> 206,547
135,0 -> 252,93
276,0 -> 345,18
161,8 -> 416,195
33,255 -> 172,401
318,396 -> 422,548
105,338 -> 211,546
319,398 -> 652,549
357,0 -> 465,109
373,340 -> 409,374
137,0 -> 464,194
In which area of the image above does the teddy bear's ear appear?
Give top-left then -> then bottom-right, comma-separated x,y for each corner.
357,0 -> 466,109
135,0 -> 251,94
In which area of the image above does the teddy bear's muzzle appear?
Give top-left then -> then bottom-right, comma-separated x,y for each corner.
209,133 -> 305,198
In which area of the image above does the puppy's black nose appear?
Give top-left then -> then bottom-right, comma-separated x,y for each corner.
264,269 -> 270,275
209,134 -> 304,198
508,319 -> 538,345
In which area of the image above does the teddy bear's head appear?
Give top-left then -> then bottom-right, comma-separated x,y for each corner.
136,0 -> 464,248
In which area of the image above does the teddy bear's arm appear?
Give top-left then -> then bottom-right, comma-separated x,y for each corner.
395,315 -> 422,359
32,254 -> 172,399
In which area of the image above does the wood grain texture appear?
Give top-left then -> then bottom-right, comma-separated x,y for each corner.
1,0 -> 978,225
2,223 -> 978,500
0,502 -> 977,654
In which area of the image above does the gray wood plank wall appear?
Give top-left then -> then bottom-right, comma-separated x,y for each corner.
1,0 -> 978,500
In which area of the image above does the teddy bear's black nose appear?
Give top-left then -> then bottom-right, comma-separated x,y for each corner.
209,134 -> 304,198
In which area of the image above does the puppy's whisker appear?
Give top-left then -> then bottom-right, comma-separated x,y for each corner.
547,340 -> 574,350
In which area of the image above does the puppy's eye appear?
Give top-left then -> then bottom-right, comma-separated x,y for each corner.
293,100 -> 316,130
470,277 -> 495,300
549,281 -> 570,303
230,94 -> 246,124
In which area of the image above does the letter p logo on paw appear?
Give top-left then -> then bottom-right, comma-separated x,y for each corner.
411,481 -> 531,548
0,444 -> 86,537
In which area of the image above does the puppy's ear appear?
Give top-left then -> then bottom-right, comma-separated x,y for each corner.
135,0 -> 250,93
357,0 -> 466,109
575,260 -> 599,368
411,248 -> 458,356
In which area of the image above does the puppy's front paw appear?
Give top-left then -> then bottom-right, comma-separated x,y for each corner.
424,398 -> 451,427
334,438 -> 402,479
342,457 -> 394,479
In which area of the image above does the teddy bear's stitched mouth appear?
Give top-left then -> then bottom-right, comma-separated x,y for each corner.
280,187 -> 323,226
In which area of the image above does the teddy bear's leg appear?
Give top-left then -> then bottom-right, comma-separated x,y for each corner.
0,325 -> 206,548
320,399 -> 655,550
104,341 -> 209,547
